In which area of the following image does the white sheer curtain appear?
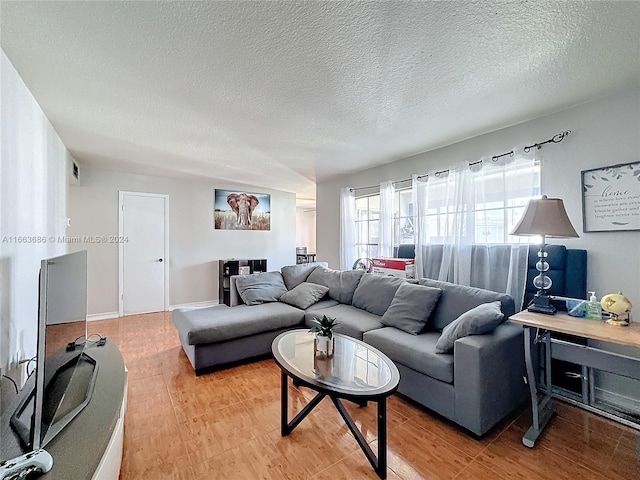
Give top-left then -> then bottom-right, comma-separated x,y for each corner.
413,148 -> 537,307
340,187 -> 356,270
379,181 -> 395,258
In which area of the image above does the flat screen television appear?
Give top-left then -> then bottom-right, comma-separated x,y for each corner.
9,250 -> 97,450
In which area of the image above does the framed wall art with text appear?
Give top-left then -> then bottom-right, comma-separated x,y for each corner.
581,161 -> 640,232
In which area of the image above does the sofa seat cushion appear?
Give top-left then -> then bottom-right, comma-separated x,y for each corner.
363,328 -> 454,384
304,304 -> 383,340
305,299 -> 340,311
173,303 -> 304,345
352,274 -> 406,316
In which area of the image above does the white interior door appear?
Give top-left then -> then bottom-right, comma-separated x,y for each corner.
119,192 -> 169,316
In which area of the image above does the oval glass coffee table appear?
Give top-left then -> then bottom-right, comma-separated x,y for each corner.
272,329 -> 400,479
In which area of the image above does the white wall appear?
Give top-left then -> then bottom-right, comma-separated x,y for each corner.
68,166 -> 297,316
317,87 -> 640,310
0,51 -> 69,371
295,207 -> 317,255
317,86 -> 640,407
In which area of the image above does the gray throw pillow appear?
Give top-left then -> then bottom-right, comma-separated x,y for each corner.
279,282 -> 329,309
281,262 -> 328,290
306,267 -> 364,304
419,278 -> 514,331
435,301 -> 504,353
352,274 -> 406,316
380,283 -> 443,335
234,271 -> 288,306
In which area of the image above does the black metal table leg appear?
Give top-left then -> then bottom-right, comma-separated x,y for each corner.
332,396 -> 388,479
377,398 -> 387,478
281,373 -> 326,436
281,370 -> 289,437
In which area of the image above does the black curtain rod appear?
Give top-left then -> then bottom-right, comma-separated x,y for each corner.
351,130 -> 571,192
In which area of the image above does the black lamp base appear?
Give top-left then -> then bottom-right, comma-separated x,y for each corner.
527,293 -> 556,315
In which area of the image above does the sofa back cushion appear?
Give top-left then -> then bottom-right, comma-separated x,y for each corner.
352,274 -> 405,316
306,267 -> 364,304
418,278 -> 515,331
380,283 -> 443,334
235,271 -> 288,306
281,262 -> 329,290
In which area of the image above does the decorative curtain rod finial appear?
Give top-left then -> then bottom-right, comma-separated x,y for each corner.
524,130 -> 571,153
350,130 -> 570,192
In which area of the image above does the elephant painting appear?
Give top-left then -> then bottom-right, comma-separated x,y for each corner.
214,189 -> 271,230
227,193 -> 259,227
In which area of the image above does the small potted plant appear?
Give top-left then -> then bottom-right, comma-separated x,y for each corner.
309,314 -> 339,357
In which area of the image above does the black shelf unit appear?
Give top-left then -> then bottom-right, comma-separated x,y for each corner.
296,253 -> 316,264
219,258 -> 267,306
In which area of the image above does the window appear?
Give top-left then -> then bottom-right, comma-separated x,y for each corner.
355,188 -> 413,259
395,189 -> 414,246
421,162 -> 541,244
355,195 -> 379,259
354,159 -> 541,258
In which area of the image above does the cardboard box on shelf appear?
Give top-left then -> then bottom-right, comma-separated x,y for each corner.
371,258 -> 415,279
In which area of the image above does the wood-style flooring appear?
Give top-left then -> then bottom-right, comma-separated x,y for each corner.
88,312 -> 640,479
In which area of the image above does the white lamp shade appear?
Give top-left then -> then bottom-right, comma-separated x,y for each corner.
511,196 -> 579,238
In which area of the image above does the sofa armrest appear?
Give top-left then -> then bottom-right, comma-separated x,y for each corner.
229,276 -> 245,307
453,321 -> 527,436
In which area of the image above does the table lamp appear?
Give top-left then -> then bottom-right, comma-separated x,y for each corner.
510,195 -> 579,314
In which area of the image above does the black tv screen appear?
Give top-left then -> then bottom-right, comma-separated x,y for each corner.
9,250 -> 94,450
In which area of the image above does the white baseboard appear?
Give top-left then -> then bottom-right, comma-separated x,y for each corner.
87,302 -> 221,320
595,387 -> 640,414
87,312 -> 119,321
169,300 -> 220,311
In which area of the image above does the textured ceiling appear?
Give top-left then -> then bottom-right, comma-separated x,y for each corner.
1,1 -> 639,204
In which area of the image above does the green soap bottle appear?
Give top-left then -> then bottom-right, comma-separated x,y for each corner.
585,291 -> 602,320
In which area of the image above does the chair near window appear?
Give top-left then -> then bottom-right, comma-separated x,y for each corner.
395,244 -> 415,259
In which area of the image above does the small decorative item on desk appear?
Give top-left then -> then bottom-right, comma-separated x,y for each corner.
309,315 -> 339,358
566,299 -> 586,317
585,291 -> 602,320
601,292 -> 633,327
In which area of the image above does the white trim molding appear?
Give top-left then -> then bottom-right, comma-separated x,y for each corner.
87,312 -> 120,322
169,300 -> 221,311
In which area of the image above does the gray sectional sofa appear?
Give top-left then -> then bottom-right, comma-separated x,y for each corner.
172,262 -> 528,436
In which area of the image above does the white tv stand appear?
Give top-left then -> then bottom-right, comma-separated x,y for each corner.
1,339 -> 127,480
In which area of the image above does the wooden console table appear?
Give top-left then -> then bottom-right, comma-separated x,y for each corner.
510,311 -> 640,447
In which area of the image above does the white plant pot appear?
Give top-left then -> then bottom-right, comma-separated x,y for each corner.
314,334 -> 334,357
